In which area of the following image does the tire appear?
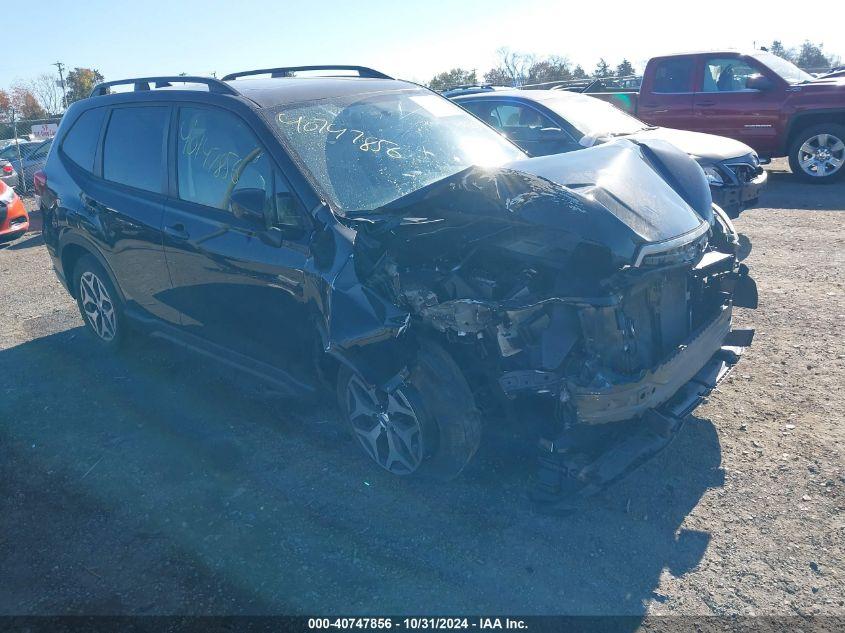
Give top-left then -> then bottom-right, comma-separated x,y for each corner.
73,255 -> 126,349
337,339 -> 482,480
788,123 -> 845,183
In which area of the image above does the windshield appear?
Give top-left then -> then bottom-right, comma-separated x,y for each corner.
539,93 -> 647,138
751,51 -> 814,84
266,89 -> 525,214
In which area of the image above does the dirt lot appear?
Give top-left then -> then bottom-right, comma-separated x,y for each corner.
1,160 -> 843,618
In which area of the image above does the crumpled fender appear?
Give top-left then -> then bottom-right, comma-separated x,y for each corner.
321,253 -> 414,387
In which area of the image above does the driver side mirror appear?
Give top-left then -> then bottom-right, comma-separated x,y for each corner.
230,188 -> 267,226
746,74 -> 773,91
230,188 -> 308,246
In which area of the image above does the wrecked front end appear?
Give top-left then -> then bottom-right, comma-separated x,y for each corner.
345,139 -> 756,507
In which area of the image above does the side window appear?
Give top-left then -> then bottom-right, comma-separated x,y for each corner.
492,103 -> 556,129
702,58 -> 759,92
177,106 -> 304,230
652,58 -> 695,93
461,101 -> 503,129
61,108 -> 106,172
103,107 -> 168,193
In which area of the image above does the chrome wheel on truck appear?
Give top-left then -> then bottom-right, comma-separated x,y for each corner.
789,124 -> 845,182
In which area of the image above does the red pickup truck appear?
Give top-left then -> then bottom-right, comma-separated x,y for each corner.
588,51 -> 845,182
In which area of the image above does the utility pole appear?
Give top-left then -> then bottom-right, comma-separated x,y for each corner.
53,61 -> 67,109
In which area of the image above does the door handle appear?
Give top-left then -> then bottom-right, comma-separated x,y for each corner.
165,223 -> 190,241
697,101 -> 716,107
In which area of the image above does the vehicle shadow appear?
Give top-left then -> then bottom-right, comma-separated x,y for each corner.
0,328 -> 724,618
758,168 -> 845,211
2,232 -> 44,251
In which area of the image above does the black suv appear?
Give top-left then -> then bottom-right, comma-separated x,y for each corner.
40,66 -> 757,505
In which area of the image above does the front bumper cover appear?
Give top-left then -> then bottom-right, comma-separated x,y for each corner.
531,327 -> 754,512
711,169 -> 767,217
572,305 -> 732,425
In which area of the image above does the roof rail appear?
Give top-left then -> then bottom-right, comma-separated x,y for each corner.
450,83 -> 494,90
89,76 -> 240,98
221,65 -> 392,81
441,84 -> 500,96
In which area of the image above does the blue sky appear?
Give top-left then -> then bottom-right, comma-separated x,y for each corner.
3,0 -> 843,89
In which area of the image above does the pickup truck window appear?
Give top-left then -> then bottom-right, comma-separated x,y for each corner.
652,58 -> 694,93
751,51 -> 813,84
702,58 -> 759,92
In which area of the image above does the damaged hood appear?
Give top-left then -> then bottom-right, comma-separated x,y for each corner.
363,139 -> 708,266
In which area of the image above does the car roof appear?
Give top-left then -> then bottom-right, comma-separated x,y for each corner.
441,85 -> 512,97
452,88 -> 594,105
86,75 -> 426,110
222,77 -> 423,107
648,49 -> 757,59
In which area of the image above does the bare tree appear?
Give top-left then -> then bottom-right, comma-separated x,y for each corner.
30,73 -> 63,115
495,47 -> 535,86
0,89 -> 10,122
526,56 -> 572,84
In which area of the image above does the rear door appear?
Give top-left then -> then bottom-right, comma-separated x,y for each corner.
85,104 -> 178,324
692,55 -> 784,156
638,56 -> 697,129
161,104 -> 314,371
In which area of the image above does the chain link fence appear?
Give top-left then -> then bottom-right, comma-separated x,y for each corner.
1,115 -> 63,194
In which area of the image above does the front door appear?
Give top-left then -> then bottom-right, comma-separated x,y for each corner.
161,105 -> 314,373
692,55 -> 784,156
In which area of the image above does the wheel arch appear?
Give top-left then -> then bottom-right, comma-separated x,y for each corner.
785,110 -> 845,153
59,236 -> 125,302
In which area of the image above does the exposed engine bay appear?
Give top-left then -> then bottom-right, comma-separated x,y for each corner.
327,139 -> 757,508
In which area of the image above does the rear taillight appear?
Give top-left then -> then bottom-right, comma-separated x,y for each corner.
33,170 -> 46,196
1,164 -> 11,174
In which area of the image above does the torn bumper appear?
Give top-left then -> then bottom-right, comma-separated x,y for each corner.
710,169 -> 767,218
531,326 -> 754,510
572,305 -> 733,425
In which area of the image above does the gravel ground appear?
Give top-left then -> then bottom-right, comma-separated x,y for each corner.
0,160 -> 843,617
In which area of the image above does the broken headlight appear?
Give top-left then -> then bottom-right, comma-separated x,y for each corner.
638,233 -> 708,267
702,166 -> 724,187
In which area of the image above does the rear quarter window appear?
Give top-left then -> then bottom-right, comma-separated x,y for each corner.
61,108 -> 106,172
103,106 -> 168,193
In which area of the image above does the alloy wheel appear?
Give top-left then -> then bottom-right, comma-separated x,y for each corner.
798,133 -> 845,178
79,271 -> 117,342
345,373 -> 424,475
